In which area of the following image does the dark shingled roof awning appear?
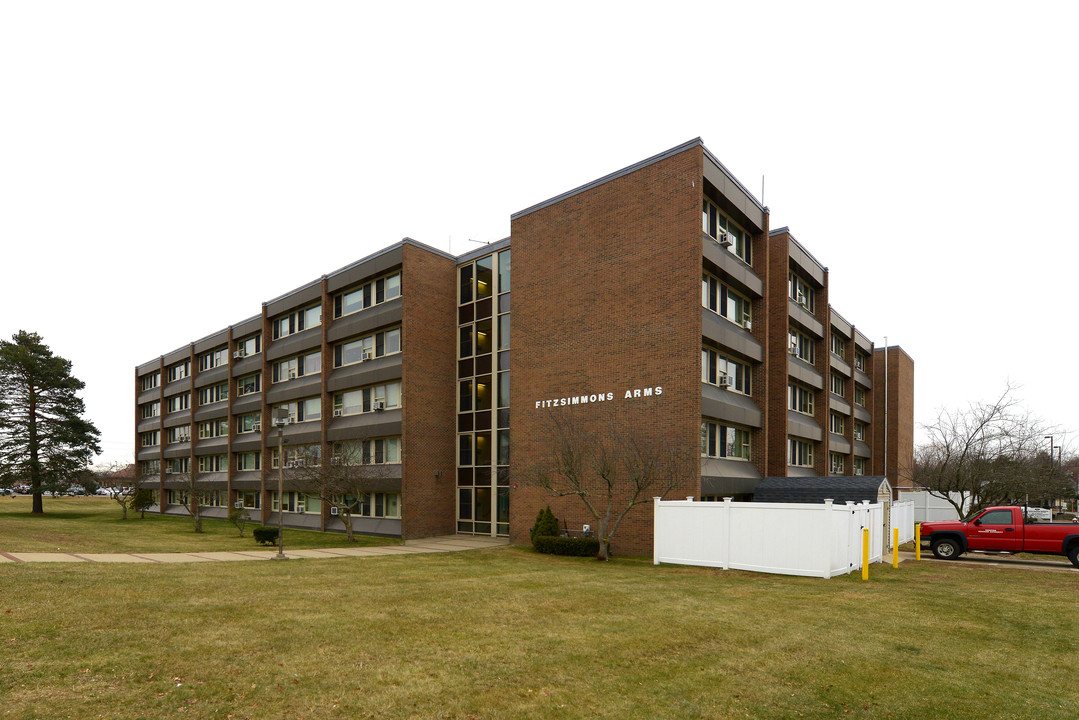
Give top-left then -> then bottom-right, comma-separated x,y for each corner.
752,476 -> 891,504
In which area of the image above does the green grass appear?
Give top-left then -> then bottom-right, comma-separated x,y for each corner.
1,545 -> 1077,719
0,496 -> 399,553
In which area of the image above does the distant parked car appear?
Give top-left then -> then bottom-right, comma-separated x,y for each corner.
0,488 -> 14,496
96,487 -> 112,496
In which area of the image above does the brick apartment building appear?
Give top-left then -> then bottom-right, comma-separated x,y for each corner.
134,138 -> 914,555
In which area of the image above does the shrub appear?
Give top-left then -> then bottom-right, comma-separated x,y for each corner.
530,506 -> 560,545
253,527 -> 279,545
533,535 -> 599,557
229,506 -> 251,537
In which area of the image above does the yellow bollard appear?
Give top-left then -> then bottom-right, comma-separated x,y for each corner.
861,527 -> 869,581
893,527 -> 899,568
915,523 -> 921,561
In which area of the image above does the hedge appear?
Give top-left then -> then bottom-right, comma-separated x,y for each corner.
532,535 -> 599,557
253,527 -> 279,545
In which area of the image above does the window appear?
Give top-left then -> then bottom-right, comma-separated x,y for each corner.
198,454 -> 227,473
830,452 -> 845,475
236,372 -> 261,396
167,361 -> 190,383
272,304 -> 322,340
979,509 -> 1014,525
348,492 -> 402,519
854,421 -> 866,442
854,351 -> 868,372
138,460 -> 160,477
853,458 -> 867,476
198,419 -> 228,439
334,327 -> 401,367
168,425 -> 191,443
788,272 -> 814,311
140,401 -> 160,419
140,430 -> 159,447
166,489 -> 188,505
334,272 -> 402,318
271,444 -> 322,469
829,412 -> 845,435
830,373 -> 846,397
239,490 -> 261,509
831,333 -> 846,359
199,348 -> 228,371
141,372 -> 160,391
332,438 -> 401,465
788,330 -> 815,364
166,457 -> 190,474
854,386 -> 867,407
788,438 -> 813,467
235,334 -> 261,359
788,383 -> 814,415
273,397 -> 322,424
201,490 -> 228,508
702,196 -> 752,264
701,348 -> 751,394
701,273 -> 752,328
333,381 -> 402,416
198,383 -> 228,406
237,413 -> 261,434
166,393 -> 190,413
700,420 -> 751,460
234,452 -> 261,471
273,351 -> 321,383
272,491 -> 316,514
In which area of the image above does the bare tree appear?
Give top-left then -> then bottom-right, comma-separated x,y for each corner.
287,441 -> 393,542
95,462 -> 143,520
170,472 -> 215,533
528,408 -> 692,561
914,385 -> 1072,516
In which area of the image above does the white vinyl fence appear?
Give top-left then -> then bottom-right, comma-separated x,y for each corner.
890,500 -> 915,546
897,490 -> 969,523
653,497 -> 883,578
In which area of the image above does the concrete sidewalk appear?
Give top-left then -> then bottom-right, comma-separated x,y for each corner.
0,535 -> 509,564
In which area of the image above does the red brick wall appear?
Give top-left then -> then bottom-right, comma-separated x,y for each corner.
764,232 -> 791,477
401,243 -> 458,538
872,346 -> 915,491
510,147 -> 704,556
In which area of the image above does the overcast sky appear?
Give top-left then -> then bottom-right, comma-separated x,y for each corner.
2,2 -> 1076,465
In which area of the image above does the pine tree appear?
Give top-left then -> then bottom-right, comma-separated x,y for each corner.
0,331 -> 101,514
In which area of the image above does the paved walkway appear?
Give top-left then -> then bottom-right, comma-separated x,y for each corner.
0,535 -> 509,564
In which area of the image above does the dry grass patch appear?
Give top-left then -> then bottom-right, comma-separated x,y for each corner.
0,548 -> 1077,719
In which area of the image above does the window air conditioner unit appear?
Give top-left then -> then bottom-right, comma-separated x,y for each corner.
330,457 -> 341,465
234,351 -> 244,359
717,231 -> 733,248
284,461 -> 295,469
361,351 -> 373,361
234,501 -> 243,509
333,409 -> 342,417
744,319 -> 752,331
252,423 -> 261,431
330,506 -> 339,516
718,375 -> 733,389
796,292 -> 807,305
165,468 -> 173,474
373,400 -> 386,411
288,370 -> 297,380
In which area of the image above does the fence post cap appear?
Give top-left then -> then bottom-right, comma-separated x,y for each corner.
824,498 -> 834,506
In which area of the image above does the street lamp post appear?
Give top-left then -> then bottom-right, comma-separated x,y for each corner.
273,407 -> 290,560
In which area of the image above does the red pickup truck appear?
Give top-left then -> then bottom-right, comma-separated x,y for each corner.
920,507 -> 1079,567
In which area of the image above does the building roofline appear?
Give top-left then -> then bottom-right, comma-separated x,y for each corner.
877,344 -> 915,363
700,144 -> 766,213
770,227 -> 828,274
511,138 -> 705,221
455,236 -> 511,263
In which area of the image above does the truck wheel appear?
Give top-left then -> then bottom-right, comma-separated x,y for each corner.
1068,545 -> 1079,569
931,538 -> 962,560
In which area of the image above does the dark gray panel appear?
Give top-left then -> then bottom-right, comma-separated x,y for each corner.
163,379 -> 190,396
194,332 -> 229,355
701,474 -> 761,496
231,355 -> 263,375
702,154 -> 765,230
325,516 -> 402,537
232,436 -> 263,452
231,394 -> 263,414
830,313 -> 852,338
701,236 -> 764,298
702,310 -> 763,363
137,388 -> 160,404
275,424 -> 322,446
265,329 -> 322,362
231,473 -> 263,490
326,247 -> 404,294
136,448 -> 159,462
137,417 -> 160,433
787,410 -> 823,441
193,405 -> 228,422
829,394 -> 852,416
830,355 -> 852,378
194,438 -> 228,454
265,283 -> 323,319
265,374 -> 323,405
854,441 -> 872,458
789,241 -> 826,285
830,434 -> 851,454
194,366 -> 229,388
163,445 -> 190,459
787,357 -> 823,390
327,409 -> 402,441
327,355 -> 403,393
787,466 -> 818,478
162,412 -> 191,428
201,507 -> 228,519
193,473 -> 227,486
853,405 -> 872,424
326,299 -> 403,344
701,384 -> 762,428
231,316 -> 262,337
854,331 -> 873,354
788,301 -> 824,337
163,347 -> 191,366
855,370 -> 873,390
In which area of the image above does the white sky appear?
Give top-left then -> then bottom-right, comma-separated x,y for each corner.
2,2 -> 1077,465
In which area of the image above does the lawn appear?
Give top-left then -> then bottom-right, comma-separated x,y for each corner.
1,543 -> 1076,719
0,496 -> 399,553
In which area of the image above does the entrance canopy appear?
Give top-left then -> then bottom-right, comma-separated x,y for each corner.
752,476 -> 891,504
